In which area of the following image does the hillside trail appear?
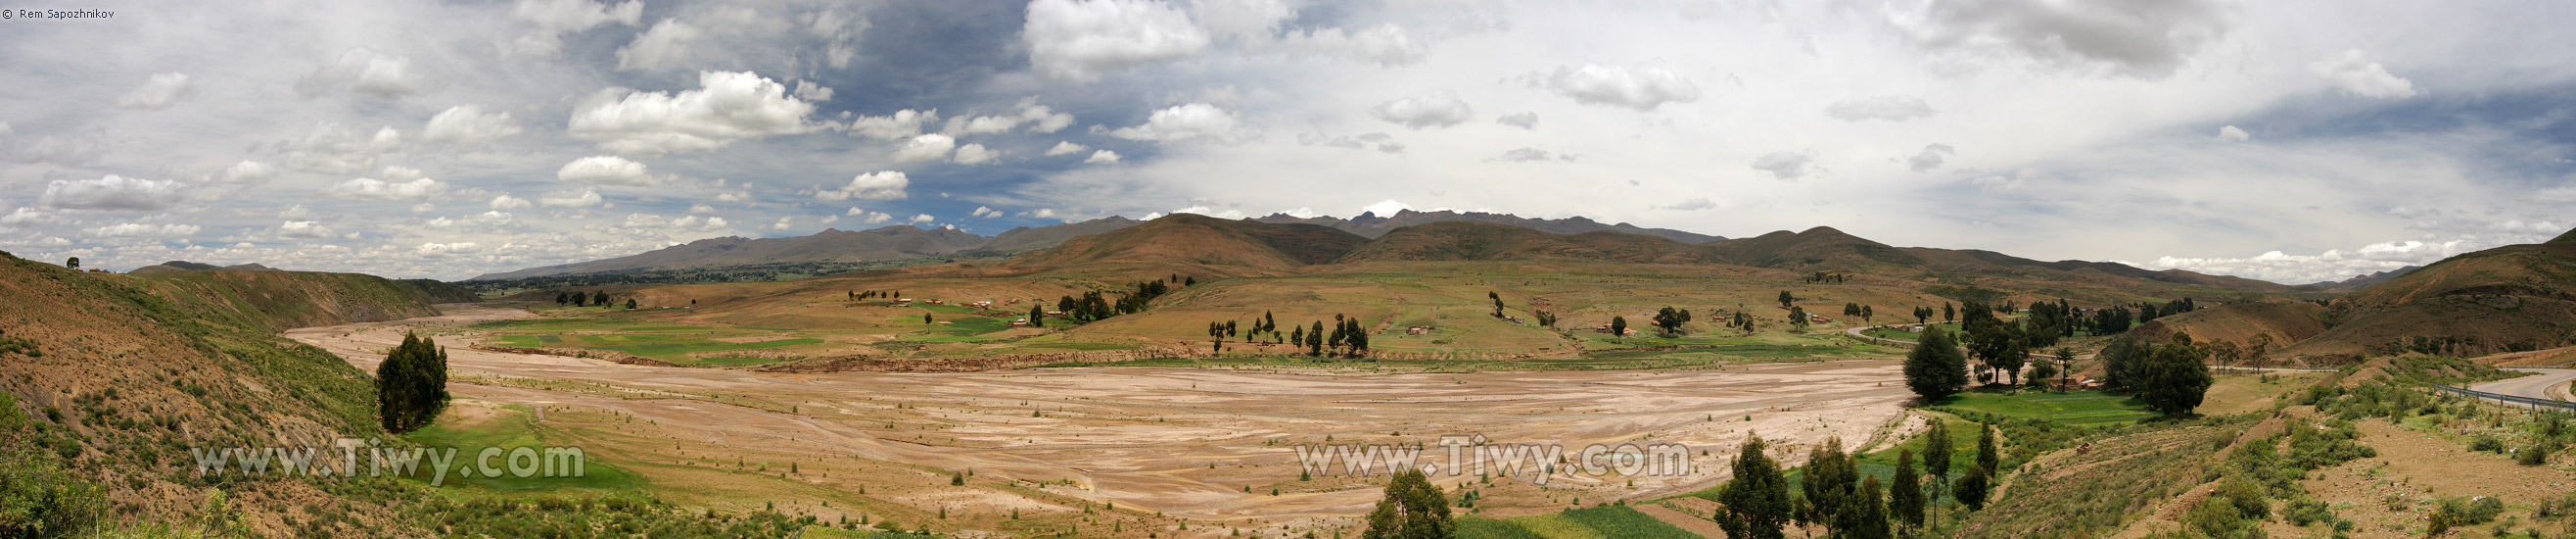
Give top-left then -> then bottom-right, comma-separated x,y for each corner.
288,305 -> 1917,521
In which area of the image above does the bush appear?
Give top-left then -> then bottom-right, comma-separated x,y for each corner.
2520,444 -> 2552,466
2469,436 -> 2505,453
377,332 -> 450,433
0,449 -> 104,538
2283,497 -> 2335,526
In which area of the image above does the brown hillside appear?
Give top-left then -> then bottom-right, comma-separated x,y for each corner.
129,270 -> 477,331
1008,214 -> 1367,271
1252,209 -> 1725,244
2130,302 -> 2328,352
2283,241 -> 2576,359
471,224 -> 988,280
1698,226 -> 1927,270
1331,220 -> 1714,264
977,216 -> 1141,253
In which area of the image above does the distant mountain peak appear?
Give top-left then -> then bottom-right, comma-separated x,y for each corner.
1249,210 -> 1724,245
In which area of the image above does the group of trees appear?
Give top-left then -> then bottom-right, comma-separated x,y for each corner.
1057,291 -> 1115,322
1842,303 -> 1876,322
553,290 -> 613,307
1283,315 -> 1371,357
1363,468 -> 1453,538
1651,307 -> 1693,337
1715,423 -> 1997,539
848,290 -> 899,301
2098,335 -> 2216,415
1205,312 -> 1285,351
377,332 -> 450,433
1802,271 -> 1850,284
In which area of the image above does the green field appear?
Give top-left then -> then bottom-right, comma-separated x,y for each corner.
1457,505 -> 1699,539
1931,390 -> 2158,426
398,405 -> 646,493
475,319 -> 824,365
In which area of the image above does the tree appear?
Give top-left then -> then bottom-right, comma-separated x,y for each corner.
2028,355 -> 2058,387
64,257 -> 78,270
1835,475 -> 1893,539
1787,306 -> 1808,329
1029,305 -> 1044,328
1489,291 -> 1504,318
2098,337 -> 2149,391
555,291 -> 569,305
1962,319 -> 2027,385
592,291 -> 609,306
1974,423 -> 1999,474
924,314 -> 934,325
1951,468 -> 1990,511
1609,316 -> 1627,338
377,332 -> 450,433
1800,437 -> 1857,533
1778,290 -> 1796,308
1890,448 -> 1925,529
1921,420 -> 1952,509
2054,346 -> 2078,392
1942,303 -> 1955,323
1309,321 -> 1326,356
1843,303 -> 1861,318
1715,434 -> 1793,539
1902,326 -> 1969,401
624,298 -> 637,310
2137,337 -> 2214,416
1861,305 -> 1874,322
1362,468 -> 1453,539
1534,310 -> 1557,328
1651,307 -> 1691,337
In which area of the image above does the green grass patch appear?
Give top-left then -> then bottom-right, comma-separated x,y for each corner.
1931,390 -> 2159,426
1459,505 -> 1694,539
397,406 -> 645,493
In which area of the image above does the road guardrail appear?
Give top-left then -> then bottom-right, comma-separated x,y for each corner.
2433,384 -> 2576,412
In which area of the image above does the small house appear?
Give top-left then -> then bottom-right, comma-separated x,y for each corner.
1405,325 -> 1432,336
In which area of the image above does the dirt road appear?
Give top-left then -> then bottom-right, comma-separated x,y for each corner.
2469,368 -> 2576,403
290,305 -> 1912,527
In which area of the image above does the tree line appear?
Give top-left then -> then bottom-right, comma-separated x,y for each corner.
1715,420 -> 2001,539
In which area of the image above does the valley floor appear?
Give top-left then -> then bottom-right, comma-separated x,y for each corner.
284,305 -> 1917,536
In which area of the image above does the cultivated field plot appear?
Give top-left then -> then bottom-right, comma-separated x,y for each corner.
473,318 -> 826,366
1934,390 -> 2160,426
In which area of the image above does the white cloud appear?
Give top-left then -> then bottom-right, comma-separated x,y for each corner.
2309,49 -> 2420,99
115,73 -> 192,109
1360,199 -> 1412,217
0,208 -> 44,227
944,98 -> 1076,135
817,172 -> 909,201
555,156 -> 671,185
953,143 -> 1001,165
567,71 -> 817,154
218,161 -> 276,184
489,194 -> 533,210
892,133 -> 957,162
1907,144 -> 1955,172
792,79 -> 835,102
909,213 -> 935,223
1023,0 -> 1210,81
296,47 -> 425,99
1750,151 -> 1821,181
410,202 -> 439,214
2137,239 -> 2496,284
1665,198 -> 1717,211
770,217 -> 794,231
1884,0 -> 2233,78
509,0 -> 644,56
847,208 -> 894,224
848,109 -> 937,141
1045,141 -> 1089,156
277,220 -> 337,239
413,242 -> 485,257
1492,147 -> 1576,163
327,176 -> 445,202
278,205 -> 310,220
1110,103 -> 1252,143
1495,112 -> 1538,129
87,222 -> 202,238
1287,23 -> 1428,67
1968,174 -> 2027,192
422,105 -> 524,146
1084,150 -> 1122,164
280,122 -> 402,174
42,175 -> 190,211
1029,208 -> 1062,219
688,203 -> 716,214
616,19 -> 704,72
1369,91 -> 1475,130
2216,125 -> 2251,142
1824,95 -> 1937,122
970,206 -> 1004,219
1524,64 -> 1700,111
538,187 -> 603,208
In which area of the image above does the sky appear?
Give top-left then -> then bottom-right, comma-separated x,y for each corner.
0,0 -> 2570,283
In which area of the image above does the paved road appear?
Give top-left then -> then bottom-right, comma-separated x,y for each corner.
2469,368 -> 2576,403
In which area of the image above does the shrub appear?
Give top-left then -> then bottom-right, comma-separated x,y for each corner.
2469,436 -> 2505,453
2283,497 -> 2335,526
2520,444 -> 2553,466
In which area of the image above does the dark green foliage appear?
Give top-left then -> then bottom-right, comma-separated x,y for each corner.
1650,307 -> 1691,337
591,290 -> 608,306
1889,448 -> 1924,528
2136,336 -> 2214,416
1363,468 -> 1453,539
1787,306 -> 1808,329
1833,475 -> 1891,539
1777,290 -> 1795,308
377,332 -> 450,433
1715,434 -> 1793,539
1950,469 -> 1989,511
1903,327 -> 1969,401
1028,305 -> 1044,328
1608,316 -> 1626,338
1921,420 -> 1952,507
624,298 -> 636,310
1798,437 -> 1857,531
1974,422 -> 1999,474
0,447 -> 102,538
2521,444 -> 2552,466
62,257 -> 76,270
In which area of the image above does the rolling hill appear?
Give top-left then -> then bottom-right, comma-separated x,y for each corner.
1331,220 -> 1717,264
470,224 -> 989,280
132,269 -> 479,331
1007,214 -> 1369,271
126,260 -> 285,273
2278,230 -> 2576,360
1253,209 -> 1724,243
2129,302 -> 2331,353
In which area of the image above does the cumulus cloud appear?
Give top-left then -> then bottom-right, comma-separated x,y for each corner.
2136,239 -> 2507,284
970,206 -> 1004,219
489,194 -> 534,210
327,176 -> 445,202
615,19 -> 705,72
87,222 -> 202,238
509,0 -> 644,56
555,156 -> 671,185
276,220 -> 337,239
909,213 -> 935,223
423,211 -> 522,233
1907,144 -> 1955,172
1110,103 -> 1253,143
1665,198 -> 1717,211
953,143 -> 1001,165
1968,173 -> 2027,191
296,47 -> 426,98
1523,64 -> 1701,111
1495,112 -> 1538,129
1045,141 -> 1089,156
1884,0 -> 2233,78
0,208 -> 44,227
792,79 -> 834,102
218,161 -> 277,184
115,73 -> 192,109
847,109 -> 938,141
1750,151 -> 1821,181
567,71 -> 816,154
538,187 -> 603,208
280,122 -> 402,174
1287,23 -> 1429,67
847,208 -> 894,224
413,242 -> 485,257
2309,49 -> 2420,99
1492,147 -> 1578,163
2216,125 -> 2250,142
816,172 -> 908,201
1084,150 -> 1122,164
42,175 -> 190,211
1824,95 -> 1937,122
422,105 -> 524,146
943,98 -> 1077,135
1023,0 -> 1210,81
891,133 -> 957,162
1369,91 -> 1475,129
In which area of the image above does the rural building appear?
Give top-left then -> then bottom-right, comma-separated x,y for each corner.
1405,325 -> 1432,335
